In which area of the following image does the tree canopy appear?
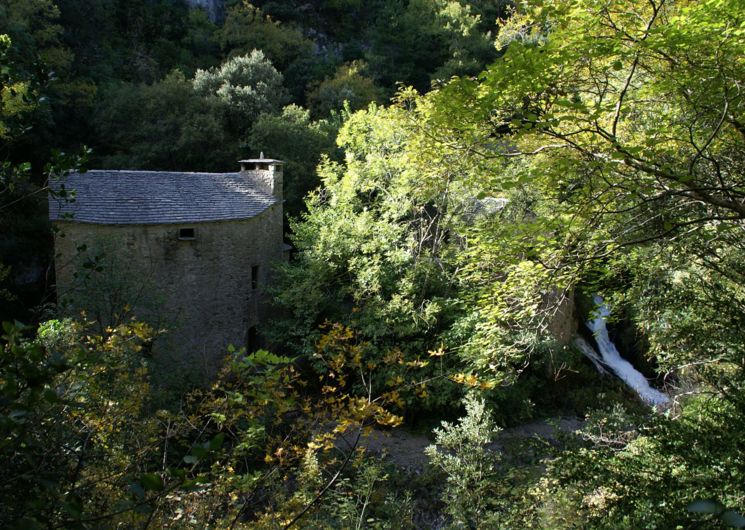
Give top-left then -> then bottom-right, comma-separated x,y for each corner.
2,0 -> 745,527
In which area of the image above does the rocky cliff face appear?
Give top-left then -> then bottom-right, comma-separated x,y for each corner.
186,0 -> 224,23
546,289 -> 577,345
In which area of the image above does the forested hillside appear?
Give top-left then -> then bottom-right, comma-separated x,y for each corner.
2,0 -> 744,528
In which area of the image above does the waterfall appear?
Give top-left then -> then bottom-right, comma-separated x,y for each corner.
574,336 -> 608,375
585,295 -> 669,407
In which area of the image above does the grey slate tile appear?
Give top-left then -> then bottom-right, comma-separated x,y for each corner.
49,170 -> 277,224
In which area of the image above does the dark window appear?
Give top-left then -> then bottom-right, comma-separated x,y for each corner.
251,265 -> 259,289
247,326 -> 258,353
258,163 -> 269,170
179,227 -> 195,240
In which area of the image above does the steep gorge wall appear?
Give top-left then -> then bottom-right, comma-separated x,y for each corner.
186,0 -> 225,22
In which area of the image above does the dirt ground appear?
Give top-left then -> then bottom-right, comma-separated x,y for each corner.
338,417 -> 584,472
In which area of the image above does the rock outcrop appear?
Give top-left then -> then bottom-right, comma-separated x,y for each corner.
186,0 -> 224,23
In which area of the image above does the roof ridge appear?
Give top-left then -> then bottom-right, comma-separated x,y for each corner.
78,169 -> 241,175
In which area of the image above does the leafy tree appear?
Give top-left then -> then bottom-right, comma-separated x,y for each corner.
267,101 -> 475,413
0,0 -> 74,167
0,318 -> 158,528
426,394 -> 502,527
51,0 -> 222,154
96,0 -> 198,82
430,0 -> 505,80
56,0 -> 222,83
219,2 -> 312,70
179,8 -> 222,71
248,104 -> 338,218
513,398 -> 745,529
0,34 -> 36,140
0,34 -> 84,322
306,60 -> 383,118
219,2 -> 319,101
413,0 -> 745,382
193,50 -> 287,136
366,0 -> 450,92
433,0 -> 745,248
362,0 -> 506,92
0,0 -> 72,80
0,312 -> 415,528
94,71 -> 237,171
406,0 -> 745,525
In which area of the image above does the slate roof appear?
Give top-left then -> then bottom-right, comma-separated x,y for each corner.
49,170 -> 277,225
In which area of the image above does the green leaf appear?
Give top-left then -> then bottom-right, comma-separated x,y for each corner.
209,432 -> 225,451
183,455 -> 199,464
62,495 -> 84,518
140,473 -> 164,492
43,388 -> 58,403
169,466 -> 186,480
16,516 -> 44,530
181,479 -> 198,490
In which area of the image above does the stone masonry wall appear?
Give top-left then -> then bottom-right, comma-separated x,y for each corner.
54,203 -> 284,383
240,166 -> 283,199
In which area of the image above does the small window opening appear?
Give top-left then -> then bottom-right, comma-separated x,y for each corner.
251,265 -> 259,289
247,326 -> 258,353
258,163 -> 269,170
179,227 -> 195,240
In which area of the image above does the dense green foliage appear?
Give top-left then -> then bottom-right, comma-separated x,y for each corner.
2,0 -> 745,527
267,0 -> 745,525
248,104 -> 338,217
95,71 -> 236,170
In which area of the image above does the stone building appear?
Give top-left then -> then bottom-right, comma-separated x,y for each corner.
49,158 -> 286,382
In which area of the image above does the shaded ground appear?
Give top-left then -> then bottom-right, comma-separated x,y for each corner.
341,417 -> 584,472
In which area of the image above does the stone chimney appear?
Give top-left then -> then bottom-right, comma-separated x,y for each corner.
238,155 -> 283,201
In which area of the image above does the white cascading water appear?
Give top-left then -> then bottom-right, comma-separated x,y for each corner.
574,336 -> 608,376
585,295 -> 669,407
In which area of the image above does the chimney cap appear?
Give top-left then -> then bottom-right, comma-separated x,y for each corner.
238,158 -> 284,166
